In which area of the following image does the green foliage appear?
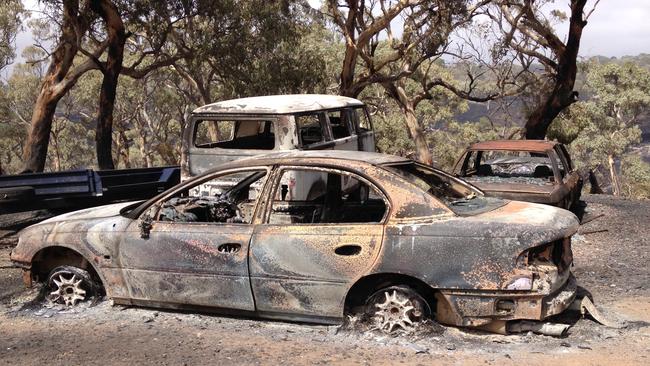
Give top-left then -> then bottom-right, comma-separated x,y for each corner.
568,62 -> 649,167
429,120 -> 509,170
0,0 -> 24,71
621,155 -> 650,199
372,106 -> 415,158
556,61 -> 650,197
547,102 -> 593,144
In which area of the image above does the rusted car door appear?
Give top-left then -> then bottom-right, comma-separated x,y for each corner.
249,166 -> 387,319
118,169 -> 270,310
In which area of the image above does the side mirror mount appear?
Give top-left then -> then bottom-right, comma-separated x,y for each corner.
139,205 -> 158,239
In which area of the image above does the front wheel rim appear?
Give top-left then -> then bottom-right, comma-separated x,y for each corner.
48,273 -> 87,306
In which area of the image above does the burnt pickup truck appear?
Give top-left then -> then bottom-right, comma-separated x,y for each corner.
453,140 -> 582,211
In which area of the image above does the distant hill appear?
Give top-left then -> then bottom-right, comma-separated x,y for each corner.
452,54 -> 650,146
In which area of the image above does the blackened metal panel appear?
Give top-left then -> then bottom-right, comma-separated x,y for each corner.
118,221 -> 256,310
249,224 -> 383,317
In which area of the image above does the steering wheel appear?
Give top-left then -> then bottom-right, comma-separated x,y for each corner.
208,199 -> 243,223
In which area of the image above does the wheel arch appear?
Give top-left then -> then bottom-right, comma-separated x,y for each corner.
344,272 -> 438,316
30,246 -> 104,291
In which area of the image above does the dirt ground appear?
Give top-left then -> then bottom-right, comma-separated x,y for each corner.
0,194 -> 648,365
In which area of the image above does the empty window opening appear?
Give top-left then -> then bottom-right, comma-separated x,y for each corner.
460,150 -> 556,186
158,170 -> 267,224
327,110 -> 352,139
295,113 -> 326,146
269,169 -> 386,224
194,120 -> 275,150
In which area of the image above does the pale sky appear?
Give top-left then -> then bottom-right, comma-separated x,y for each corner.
571,0 -> 650,57
307,0 -> 650,58
6,0 -> 650,77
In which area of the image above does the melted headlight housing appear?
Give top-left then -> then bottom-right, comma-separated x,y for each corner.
519,237 -> 573,271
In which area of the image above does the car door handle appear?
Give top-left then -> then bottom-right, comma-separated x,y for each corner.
218,243 -> 241,253
335,244 -> 362,256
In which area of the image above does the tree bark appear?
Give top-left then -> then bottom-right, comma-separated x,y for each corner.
21,0 -> 90,172
116,127 -> 130,169
92,0 -> 126,170
402,103 -> 433,165
608,154 -> 621,196
21,0 -> 101,172
382,82 -> 433,165
523,0 -> 587,139
22,91 -> 61,172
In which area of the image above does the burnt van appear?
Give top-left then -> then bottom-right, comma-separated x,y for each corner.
182,94 -> 376,181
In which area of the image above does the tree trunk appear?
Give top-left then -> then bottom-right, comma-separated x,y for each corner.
116,128 -> 130,169
523,0 -> 587,139
382,82 -> 433,165
92,0 -> 126,170
140,134 -> 152,168
22,91 -> 61,172
339,40 -> 358,97
336,1 -> 359,98
608,154 -> 621,196
402,104 -> 433,165
51,129 -> 62,171
524,91 -> 577,139
22,0 -> 93,173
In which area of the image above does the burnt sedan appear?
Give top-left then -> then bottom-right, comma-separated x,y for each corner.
454,140 -> 583,211
11,151 -> 578,333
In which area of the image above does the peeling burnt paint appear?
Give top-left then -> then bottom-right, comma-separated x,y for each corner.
11,151 -> 579,330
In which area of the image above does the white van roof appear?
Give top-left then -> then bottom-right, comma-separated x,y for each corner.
192,94 -> 364,115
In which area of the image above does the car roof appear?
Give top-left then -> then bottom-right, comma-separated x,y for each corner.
192,94 -> 364,115
468,139 -> 560,152
223,150 -> 410,168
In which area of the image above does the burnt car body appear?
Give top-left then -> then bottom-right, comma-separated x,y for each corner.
453,140 -> 583,210
11,151 -> 578,331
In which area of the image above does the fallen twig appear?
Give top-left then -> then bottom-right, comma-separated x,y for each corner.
579,229 -> 609,235
580,213 -> 605,225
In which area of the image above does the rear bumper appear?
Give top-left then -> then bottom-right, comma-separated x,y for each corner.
435,272 -> 577,327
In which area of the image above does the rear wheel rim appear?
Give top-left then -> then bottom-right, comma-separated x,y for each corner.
371,289 -> 426,333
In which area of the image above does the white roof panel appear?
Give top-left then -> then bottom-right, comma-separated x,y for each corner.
192,94 -> 364,115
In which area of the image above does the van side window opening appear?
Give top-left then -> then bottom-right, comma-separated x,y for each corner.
194,120 -> 275,150
327,110 -> 352,139
296,113 -> 326,146
355,107 -> 372,132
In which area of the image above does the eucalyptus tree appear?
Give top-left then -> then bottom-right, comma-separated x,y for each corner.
0,0 -> 24,71
21,0 -> 195,172
487,0 -> 599,139
326,0 -> 526,164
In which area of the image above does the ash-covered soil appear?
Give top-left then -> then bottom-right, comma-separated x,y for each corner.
0,195 -> 648,365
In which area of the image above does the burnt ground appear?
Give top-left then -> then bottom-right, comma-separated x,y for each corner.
0,194 -> 648,365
